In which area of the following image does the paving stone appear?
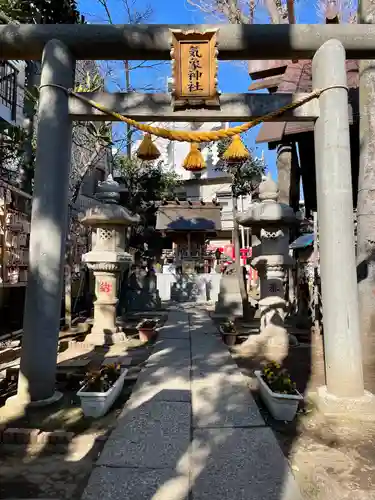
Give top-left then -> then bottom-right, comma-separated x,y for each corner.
146,350 -> 191,371
192,371 -> 264,428
153,338 -> 190,353
191,427 -> 303,500
165,311 -> 189,323
97,401 -> 191,468
189,315 -> 218,336
158,326 -> 190,339
129,365 -> 191,404
82,467 -> 189,500
191,341 -> 237,376
81,307 -> 296,500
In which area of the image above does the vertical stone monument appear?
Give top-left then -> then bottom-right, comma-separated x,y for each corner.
81,175 -> 140,345
237,173 -> 296,330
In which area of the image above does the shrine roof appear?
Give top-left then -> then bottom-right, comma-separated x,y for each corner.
255,59 -> 359,144
156,201 -> 221,232
248,4 -> 359,145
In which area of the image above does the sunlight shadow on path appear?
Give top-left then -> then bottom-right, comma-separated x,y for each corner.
81,306 -> 302,500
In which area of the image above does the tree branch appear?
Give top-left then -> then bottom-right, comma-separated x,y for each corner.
187,0 -> 283,24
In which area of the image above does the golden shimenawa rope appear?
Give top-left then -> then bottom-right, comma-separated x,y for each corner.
40,84 -> 348,143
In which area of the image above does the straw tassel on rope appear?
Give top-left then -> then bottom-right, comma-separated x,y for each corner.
222,134 -> 250,163
182,143 -> 206,172
136,133 -> 161,161
65,85 -> 342,143
42,83 -> 347,143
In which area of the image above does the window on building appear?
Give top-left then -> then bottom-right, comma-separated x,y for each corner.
176,191 -> 187,201
216,192 -> 231,209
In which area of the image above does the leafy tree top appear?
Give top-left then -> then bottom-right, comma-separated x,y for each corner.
0,0 -> 83,24
113,155 -> 182,213
216,137 -> 265,198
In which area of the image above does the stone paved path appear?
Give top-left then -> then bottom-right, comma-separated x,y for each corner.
81,307 -> 303,500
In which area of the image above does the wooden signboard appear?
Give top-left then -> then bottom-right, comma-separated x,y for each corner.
170,29 -> 220,110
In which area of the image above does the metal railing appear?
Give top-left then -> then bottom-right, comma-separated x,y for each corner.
0,61 -> 18,121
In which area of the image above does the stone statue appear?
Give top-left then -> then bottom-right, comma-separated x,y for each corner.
234,173 -> 297,362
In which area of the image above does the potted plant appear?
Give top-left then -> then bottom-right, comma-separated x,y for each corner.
255,361 -> 303,421
219,320 -> 237,346
77,364 -> 127,418
137,319 -> 157,342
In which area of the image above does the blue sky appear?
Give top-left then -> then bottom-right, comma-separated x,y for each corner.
78,0 -> 319,179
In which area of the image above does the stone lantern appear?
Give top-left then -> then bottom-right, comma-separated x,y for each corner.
237,173 -> 297,331
80,175 -> 140,345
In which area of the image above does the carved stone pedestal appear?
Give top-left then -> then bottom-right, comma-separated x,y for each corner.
85,262 -> 130,345
80,175 -> 140,346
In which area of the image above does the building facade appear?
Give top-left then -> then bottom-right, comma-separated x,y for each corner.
0,60 -> 26,129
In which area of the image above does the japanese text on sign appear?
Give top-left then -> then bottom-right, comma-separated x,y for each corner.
170,29 -> 219,109
268,283 -> 280,293
99,281 -> 112,293
188,45 -> 203,92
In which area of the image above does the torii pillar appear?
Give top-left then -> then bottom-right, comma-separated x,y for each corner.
7,39 -> 75,409
312,39 -> 375,417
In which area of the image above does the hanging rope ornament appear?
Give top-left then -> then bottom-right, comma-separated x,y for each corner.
182,143 -> 206,172
136,133 -> 161,161
222,134 -> 250,163
40,84 -> 348,143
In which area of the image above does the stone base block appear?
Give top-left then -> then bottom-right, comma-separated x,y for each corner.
316,385 -> 375,421
85,329 -> 127,346
5,391 -> 63,415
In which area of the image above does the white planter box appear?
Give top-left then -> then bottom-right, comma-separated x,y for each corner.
77,369 -> 128,418
255,370 -> 303,422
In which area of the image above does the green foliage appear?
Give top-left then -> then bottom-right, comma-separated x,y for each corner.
221,320 -> 236,333
113,155 -> 182,252
0,0 -> 85,192
81,363 -> 122,393
216,136 -> 265,197
0,0 -> 83,24
261,361 -> 297,395
114,155 -> 182,213
0,126 -> 31,164
75,73 -> 104,94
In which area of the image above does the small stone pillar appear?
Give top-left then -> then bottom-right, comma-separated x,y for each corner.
237,174 -> 296,330
81,175 -> 140,345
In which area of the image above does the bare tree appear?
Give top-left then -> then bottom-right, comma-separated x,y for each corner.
187,0 -> 357,24
92,0 -> 166,156
70,63 -> 112,204
186,0 -> 284,23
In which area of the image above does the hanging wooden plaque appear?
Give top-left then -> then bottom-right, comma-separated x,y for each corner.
170,29 -> 220,110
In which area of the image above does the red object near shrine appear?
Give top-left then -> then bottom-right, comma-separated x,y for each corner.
99,281 -> 112,293
207,243 -> 258,281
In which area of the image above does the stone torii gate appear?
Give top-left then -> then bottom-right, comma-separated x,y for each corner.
1,23 -> 374,416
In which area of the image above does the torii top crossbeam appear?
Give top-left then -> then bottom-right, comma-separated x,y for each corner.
1,23 -> 375,61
